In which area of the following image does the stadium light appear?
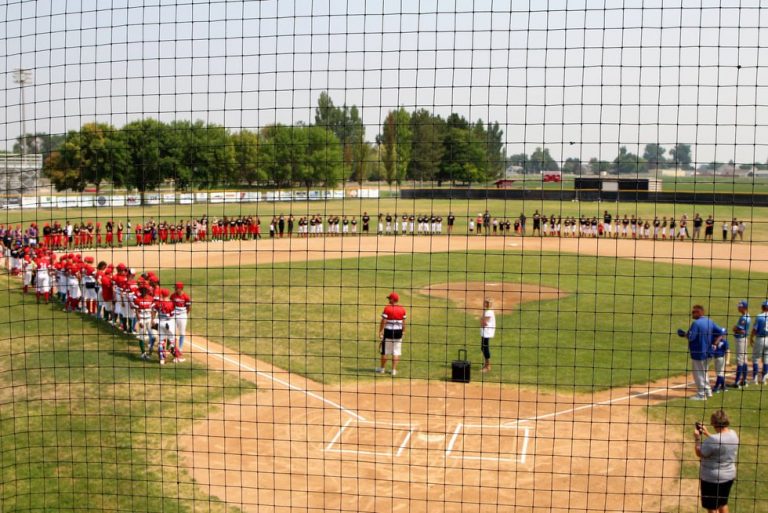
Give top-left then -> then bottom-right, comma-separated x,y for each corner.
12,68 -> 33,157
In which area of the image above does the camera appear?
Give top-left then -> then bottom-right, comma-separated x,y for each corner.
695,421 -> 703,432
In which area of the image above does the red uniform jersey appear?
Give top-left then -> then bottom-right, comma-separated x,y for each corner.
170,292 -> 191,313
154,299 -> 175,319
381,305 -> 407,330
134,295 -> 155,318
101,275 -> 114,301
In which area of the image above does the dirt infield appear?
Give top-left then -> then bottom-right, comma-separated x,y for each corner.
153,236 -> 747,512
178,334 -> 695,513
80,234 -> 766,272
420,281 -> 566,316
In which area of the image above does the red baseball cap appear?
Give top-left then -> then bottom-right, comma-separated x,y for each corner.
387,292 -> 399,302
175,282 -> 184,290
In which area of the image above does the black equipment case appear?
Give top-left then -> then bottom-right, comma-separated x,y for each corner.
451,349 -> 471,383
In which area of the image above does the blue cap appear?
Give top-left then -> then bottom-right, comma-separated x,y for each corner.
721,327 -> 728,335
738,300 -> 748,308
762,300 -> 768,309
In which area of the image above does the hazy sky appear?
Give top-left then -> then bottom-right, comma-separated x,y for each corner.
2,0 -> 767,165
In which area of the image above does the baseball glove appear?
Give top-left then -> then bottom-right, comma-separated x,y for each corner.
677,328 -> 687,338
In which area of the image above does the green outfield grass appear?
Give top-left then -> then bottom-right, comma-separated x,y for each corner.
163,252 -> 768,390
0,277 -> 251,512
648,391 -> 768,513
3,197 -> 768,242
503,176 -> 768,194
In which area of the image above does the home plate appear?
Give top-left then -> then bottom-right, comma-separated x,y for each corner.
417,432 -> 447,443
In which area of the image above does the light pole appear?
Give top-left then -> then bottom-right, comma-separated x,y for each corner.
12,68 -> 33,157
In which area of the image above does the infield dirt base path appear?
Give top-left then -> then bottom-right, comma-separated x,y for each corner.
118,236 -> 746,512
81,234 -> 765,272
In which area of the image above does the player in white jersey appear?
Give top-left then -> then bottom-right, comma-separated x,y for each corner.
35,256 -> 52,304
170,282 -> 191,363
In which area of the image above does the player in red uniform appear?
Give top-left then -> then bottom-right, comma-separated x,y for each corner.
170,282 -> 191,363
376,292 -> 407,376
134,288 -> 156,360
153,288 -> 175,365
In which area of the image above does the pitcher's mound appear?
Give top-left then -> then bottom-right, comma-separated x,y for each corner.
421,281 -> 566,315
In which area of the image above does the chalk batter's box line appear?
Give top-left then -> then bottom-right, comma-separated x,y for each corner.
445,423 -> 531,464
324,419 -> 417,457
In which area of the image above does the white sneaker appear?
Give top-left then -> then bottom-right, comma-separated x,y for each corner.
706,389 -> 713,398
689,394 -> 707,401
159,359 -> 165,366
140,353 -> 147,360
391,369 -> 398,377
374,367 -> 385,374
175,358 -> 186,363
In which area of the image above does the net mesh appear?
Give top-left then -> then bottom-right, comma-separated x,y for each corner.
1,2 -> 767,512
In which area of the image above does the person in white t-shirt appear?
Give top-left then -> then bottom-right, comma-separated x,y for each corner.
480,298 -> 496,372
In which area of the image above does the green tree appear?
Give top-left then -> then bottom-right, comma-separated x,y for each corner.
314,92 -> 365,179
483,121 -> 506,178
588,157 -> 613,173
643,143 -> 667,170
612,146 -> 647,174
379,108 -> 413,185
408,109 -> 445,182
528,147 -> 559,173
507,153 -> 528,173
77,123 -> 129,191
231,129 -> 264,185
42,132 -> 86,191
304,125 -> 343,187
438,126 -> 487,185
122,119 -> 174,194
669,143 -> 692,169
259,124 -> 308,187
561,157 -> 584,175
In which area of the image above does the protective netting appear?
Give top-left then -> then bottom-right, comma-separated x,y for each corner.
1,2 -> 767,512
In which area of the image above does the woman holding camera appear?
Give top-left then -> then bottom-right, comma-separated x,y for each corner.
694,410 -> 739,513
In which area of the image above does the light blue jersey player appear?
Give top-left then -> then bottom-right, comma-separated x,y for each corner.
751,301 -> 768,384
731,300 -> 751,388
711,328 -> 730,392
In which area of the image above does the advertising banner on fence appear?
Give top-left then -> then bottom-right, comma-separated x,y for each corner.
224,191 -> 241,203
144,193 -> 161,205
56,196 -> 80,209
162,193 -> 176,203
195,192 -> 208,203
79,196 -> 94,208
38,196 -> 55,208
279,191 -> 293,201
6,197 -> 21,209
111,195 -> 126,207
179,193 -> 194,204
241,191 -> 260,202
21,196 -> 37,209
210,192 -> 224,203
95,195 -> 110,207
126,195 -> 141,207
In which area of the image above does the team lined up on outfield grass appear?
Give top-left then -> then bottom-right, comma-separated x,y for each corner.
0,210 -> 748,250
1,240 -> 191,366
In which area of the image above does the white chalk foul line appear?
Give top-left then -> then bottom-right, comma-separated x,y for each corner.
507,380 -> 693,427
188,337 -> 367,421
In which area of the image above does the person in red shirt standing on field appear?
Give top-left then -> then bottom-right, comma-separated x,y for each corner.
170,282 -> 191,363
153,288 -> 175,366
376,292 -> 407,376
134,287 -> 156,360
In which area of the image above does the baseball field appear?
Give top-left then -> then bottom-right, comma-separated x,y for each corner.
2,198 -> 768,512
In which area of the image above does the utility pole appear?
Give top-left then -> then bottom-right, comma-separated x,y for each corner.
12,68 -> 33,157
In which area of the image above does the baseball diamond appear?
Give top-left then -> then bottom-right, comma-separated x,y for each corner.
4,2 -> 768,513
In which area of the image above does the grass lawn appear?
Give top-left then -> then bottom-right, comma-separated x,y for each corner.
648,390 -> 768,513
164,252 -> 768,390
0,276 -> 252,512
